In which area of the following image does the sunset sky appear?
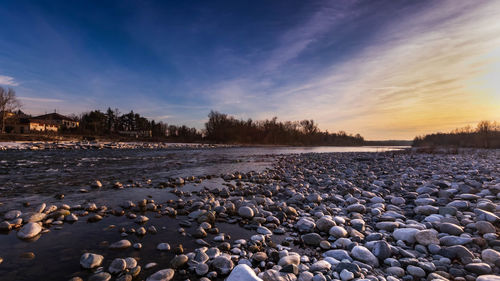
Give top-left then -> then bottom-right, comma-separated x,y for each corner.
0,0 -> 499,139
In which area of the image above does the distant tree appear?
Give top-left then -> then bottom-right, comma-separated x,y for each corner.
80,110 -> 107,133
413,120 -> 500,148
300,119 -> 318,135
203,111 -> 363,146
0,86 -> 21,133
205,111 -> 229,142
106,107 -> 115,133
477,120 -> 499,148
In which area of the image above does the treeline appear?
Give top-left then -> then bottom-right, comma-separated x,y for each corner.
413,121 -> 500,148
72,109 -> 365,145
73,108 -> 202,141
205,111 -> 364,145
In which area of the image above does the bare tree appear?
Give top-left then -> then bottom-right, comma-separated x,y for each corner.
0,86 -> 21,133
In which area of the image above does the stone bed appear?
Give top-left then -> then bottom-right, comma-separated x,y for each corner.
1,150 -> 499,281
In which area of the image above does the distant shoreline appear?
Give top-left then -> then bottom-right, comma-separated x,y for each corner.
0,140 -> 412,151
0,133 -> 412,147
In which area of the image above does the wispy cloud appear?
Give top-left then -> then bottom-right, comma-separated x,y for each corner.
3,1 -> 499,139
147,115 -> 173,120
261,2 -> 353,73
19,96 -> 64,103
203,0 -> 500,139
204,2 -> 360,118
0,75 -> 19,86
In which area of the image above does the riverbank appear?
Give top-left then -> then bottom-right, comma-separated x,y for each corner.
0,141 -> 227,150
0,149 -> 499,281
0,140 -> 410,151
0,133 -> 410,150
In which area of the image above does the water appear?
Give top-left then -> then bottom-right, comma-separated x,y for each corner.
0,146 -> 404,280
0,146 -> 404,198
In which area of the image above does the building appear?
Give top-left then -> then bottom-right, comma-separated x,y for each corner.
7,118 -> 58,133
2,111 -> 75,133
34,113 -> 79,129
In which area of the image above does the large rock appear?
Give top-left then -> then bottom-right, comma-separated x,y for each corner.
212,256 -> 234,275
195,263 -> 209,276
22,212 -> 46,223
302,233 -> 322,246
192,227 -> 207,238
252,252 -> 267,262
227,264 -> 263,281
146,269 -> 175,281
110,239 -> 132,249
414,205 -> 438,215
170,255 -> 188,268
238,206 -> 254,219
477,275 -> 500,281
125,257 -> 137,269
393,228 -> 419,243
109,258 -> 127,274
351,246 -> 379,267
263,269 -> 293,281
439,245 -> 474,263
415,229 -> 439,246
17,222 -> 42,239
475,209 -> 500,223
80,253 -> 104,269
4,210 -> 21,220
482,249 -> 500,265
439,223 -> 464,235
157,243 -> 171,251
309,260 -> 331,272
446,200 -> 470,210
386,266 -> 405,277
298,271 -> 314,281
376,222 -> 399,231
323,250 -> 352,261
346,204 -> 366,213
296,218 -> 316,233
329,226 -> 348,238
257,226 -> 272,235
278,254 -> 300,266
475,221 -> 496,234
372,240 -> 391,260
465,263 -> 492,275
391,197 -> 405,205
439,235 -> 472,246
406,265 -> 426,278
316,217 -> 336,232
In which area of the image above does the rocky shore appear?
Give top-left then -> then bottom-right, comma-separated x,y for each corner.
0,150 -> 499,281
0,141 -> 226,151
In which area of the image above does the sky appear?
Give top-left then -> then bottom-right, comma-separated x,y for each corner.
0,0 -> 499,140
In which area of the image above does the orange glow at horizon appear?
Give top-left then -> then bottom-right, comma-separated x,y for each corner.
305,2 -> 500,140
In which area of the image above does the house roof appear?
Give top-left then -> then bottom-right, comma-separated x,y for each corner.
34,113 -> 77,122
17,118 -> 56,126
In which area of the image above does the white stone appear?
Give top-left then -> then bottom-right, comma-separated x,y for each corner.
351,245 -> 379,267
393,228 -> 419,243
80,253 -> 104,269
109,239 -> 132,249
17,222 -> 42,239
146,269 -> 175,281
109,258 -> 126,274
340,269 -> 354,281
227,264 -> 263,281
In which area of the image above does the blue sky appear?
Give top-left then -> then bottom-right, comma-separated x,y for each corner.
1,0 -> 499,139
